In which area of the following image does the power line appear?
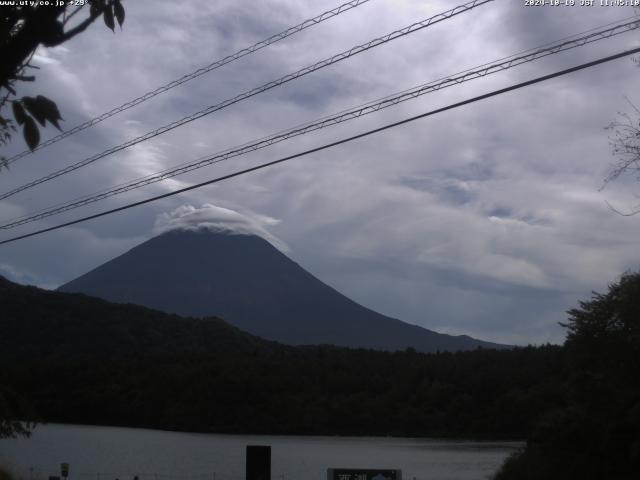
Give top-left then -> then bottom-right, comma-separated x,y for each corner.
4,0 -> 373,165
0,0 -> 495,201
3,16 -> 639,230
15,10 -> 631,229
1,46 -> 638,247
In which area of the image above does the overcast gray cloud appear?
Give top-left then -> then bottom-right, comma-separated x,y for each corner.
2,0 -> 640,345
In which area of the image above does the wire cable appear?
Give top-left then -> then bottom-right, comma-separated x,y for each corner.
1,46 -> 638,246
3,15 -> 639,230
0,0 -> 495,201
4,0 -> 373,165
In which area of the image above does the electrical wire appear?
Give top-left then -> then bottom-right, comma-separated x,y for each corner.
3,15 -> 639,230
2,46 -> 637,246
4,0 -> 374,165
0,0 -> 495,201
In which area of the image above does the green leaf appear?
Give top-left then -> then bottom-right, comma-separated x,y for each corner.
22,96 -> 47,127
12,102 -> 27,125
90,0 -> 105,17
104,5 -> 115,32
35,95 -> 63,130
23,117 -> 40,151
20,96 -> 64,130
114,0 -> 125,28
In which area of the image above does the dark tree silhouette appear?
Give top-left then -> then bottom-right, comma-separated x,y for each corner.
564,271 -> 640,351
496,272 -> 640,480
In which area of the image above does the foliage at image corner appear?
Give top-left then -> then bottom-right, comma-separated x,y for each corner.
0,0 -> 125,167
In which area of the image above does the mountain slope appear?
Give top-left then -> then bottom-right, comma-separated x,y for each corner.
59,229 -> 505,352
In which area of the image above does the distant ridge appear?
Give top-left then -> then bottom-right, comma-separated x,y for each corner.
0,274 -> 275,359
59,229 -> 507,352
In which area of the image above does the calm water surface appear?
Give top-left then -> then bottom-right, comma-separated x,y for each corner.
0,424 -> 521,480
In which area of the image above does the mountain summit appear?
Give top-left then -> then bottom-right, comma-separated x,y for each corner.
59,229 -> 505,352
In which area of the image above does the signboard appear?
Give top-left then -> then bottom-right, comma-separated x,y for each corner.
60,464 -> 69,479
327,469 -> 401,480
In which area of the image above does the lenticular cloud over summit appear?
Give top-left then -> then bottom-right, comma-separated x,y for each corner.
153,204 -> 289,251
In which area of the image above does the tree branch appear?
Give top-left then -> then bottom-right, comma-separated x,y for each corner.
63,4 -> 85,26
50,5 -> 106,46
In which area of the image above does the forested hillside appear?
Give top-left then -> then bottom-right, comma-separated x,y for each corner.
1,275 -> 561,438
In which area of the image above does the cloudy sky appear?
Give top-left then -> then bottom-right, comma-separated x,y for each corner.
2,0 -> 640,345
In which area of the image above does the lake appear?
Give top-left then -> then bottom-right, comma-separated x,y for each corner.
0,424 -> 521,480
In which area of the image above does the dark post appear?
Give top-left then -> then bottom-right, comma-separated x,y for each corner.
246,445 -> 271,480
